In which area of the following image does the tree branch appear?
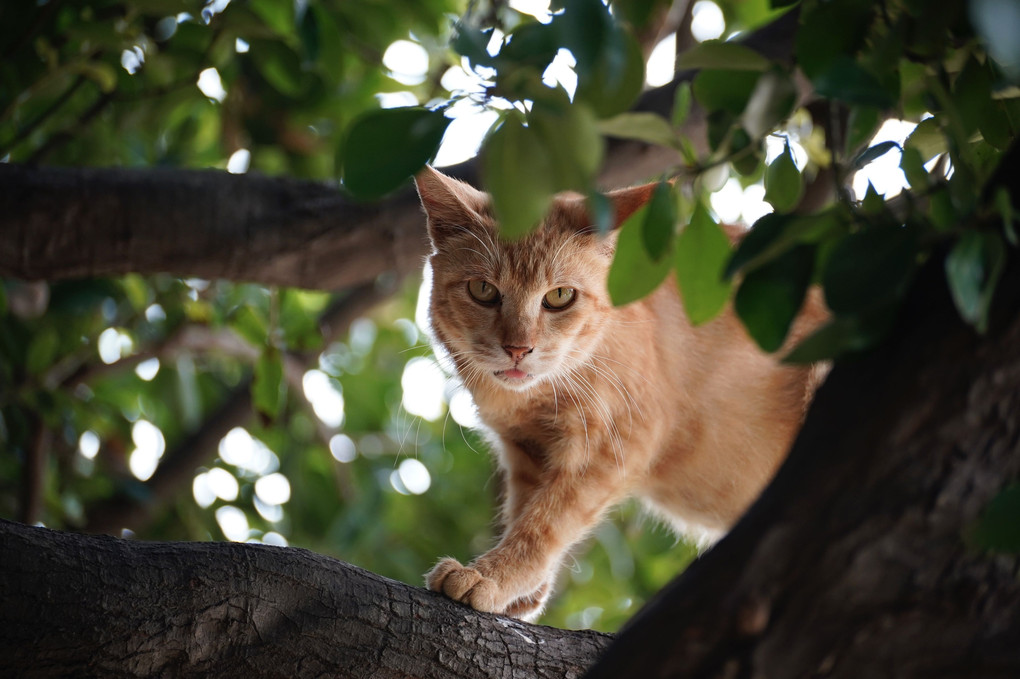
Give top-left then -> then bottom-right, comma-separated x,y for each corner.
0,519 -> 612,678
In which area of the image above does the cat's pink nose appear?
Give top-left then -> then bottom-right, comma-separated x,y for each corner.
503,345 -> 534,362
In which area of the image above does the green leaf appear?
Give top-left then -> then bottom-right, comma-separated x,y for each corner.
823,226 -> 917,315
852,140 -> 899,171
598,112 -> 677,148
782,309 -> 894,363
994,187 -> 1018,246
764,139 -> 803,213
734,245 -> 815,352
905,117 -> 946,163
608,205 -> 674,306
675,202 -> 733,325
453,25 -> 497,68
587,191 -> 614,236
844,106 -> 881,156
559,0 -> 645,116
693,69 -> 761,115
676,40 -> 771,72
900,146 -> 929,190
342,107 -> 451,200
726,210 -> 843,278
484,114 -> 555,239
250,40 -> 306,96
672,81 -> 692,128
529,99 -> 603,192
945,229 -> 1006,333
795,0 -> 873,80
253,349 -> 286,419
972,486 -> 1020,554
742,68 -> 797,138
250,0 -> 295,35
642,182 -> 675,261
26,327 -> 59,376
812,57 -> 895,108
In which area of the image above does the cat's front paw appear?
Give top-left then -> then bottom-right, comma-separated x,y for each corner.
426,557 -> 502,614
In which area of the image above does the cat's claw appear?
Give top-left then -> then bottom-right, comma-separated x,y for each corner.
426,557 -> 502,614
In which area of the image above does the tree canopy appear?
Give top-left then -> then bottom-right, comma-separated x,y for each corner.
2,0 -> 1020,674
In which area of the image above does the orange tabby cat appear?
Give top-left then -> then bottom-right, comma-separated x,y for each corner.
415,166 -> 827,621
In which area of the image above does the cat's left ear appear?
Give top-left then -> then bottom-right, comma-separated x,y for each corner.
414,166 -> 490,246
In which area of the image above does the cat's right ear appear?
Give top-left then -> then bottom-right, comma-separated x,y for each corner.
606,182 -> 659,229
414,166 -> 489,246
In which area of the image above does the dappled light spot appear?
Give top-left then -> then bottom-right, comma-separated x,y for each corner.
401,357 -> 446,421
215,505 -> 249,542
510,0 -> 553,23
121,47 -> 144,75
144,304 -> 165,323
262,531 -> 288,547
206,467 -> 239,501
197,67 -> 226,102
128,420 -> 165,481
303,369 -> 345,428
218,427 -> 280,476
98,327 -> 133,364
398,458 -> 431,495
255,472 -> 291,505
377,91 -> 419,109
78,431 -> 100,460
383,40 -> 429,86
691,1 -> 725,42
329,433 -> 357,463
543,49 -> 578,98
235,37 -> 249,53
192,472 -> 216,509
226,149 -> 250,174
566,606 -> 604,631
254,497 -> 284,523
135,357 -> 160,381
646,34 -> 676,88
852,119 -> 918,200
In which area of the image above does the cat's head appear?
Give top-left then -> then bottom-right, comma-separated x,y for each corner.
415,166 -> 654,393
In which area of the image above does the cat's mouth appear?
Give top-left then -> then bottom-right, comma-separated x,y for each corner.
494,368 -> 532,382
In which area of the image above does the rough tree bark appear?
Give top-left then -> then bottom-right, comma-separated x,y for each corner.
0,519 -> 611,678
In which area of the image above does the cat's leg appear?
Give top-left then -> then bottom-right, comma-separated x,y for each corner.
427,463 -> 625,617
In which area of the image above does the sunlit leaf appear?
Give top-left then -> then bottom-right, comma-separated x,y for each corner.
672,81 -> 692,128
905,117 -> 947,162
342,107 -> 451,200
599,112 -> 678,148
642,182 -> 675,261
608,205 -> 674,306
676,202 -> 732,325
693,69 -> 761,115
764,139 -> 803,213
483,115 -> 555,239
530,99 -> 604,192
676,40 -> 771,72
254,349 -> 285,419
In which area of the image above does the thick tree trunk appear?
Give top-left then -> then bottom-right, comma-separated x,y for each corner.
587,252 -> 1020,678
0,518 -> 611,678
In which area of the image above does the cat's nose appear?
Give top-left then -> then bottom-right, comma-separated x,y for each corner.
503,345 -> 534,362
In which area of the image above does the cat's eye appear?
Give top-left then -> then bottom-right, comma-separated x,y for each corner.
543,287 -> 576,310
467,280 -> 500,304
